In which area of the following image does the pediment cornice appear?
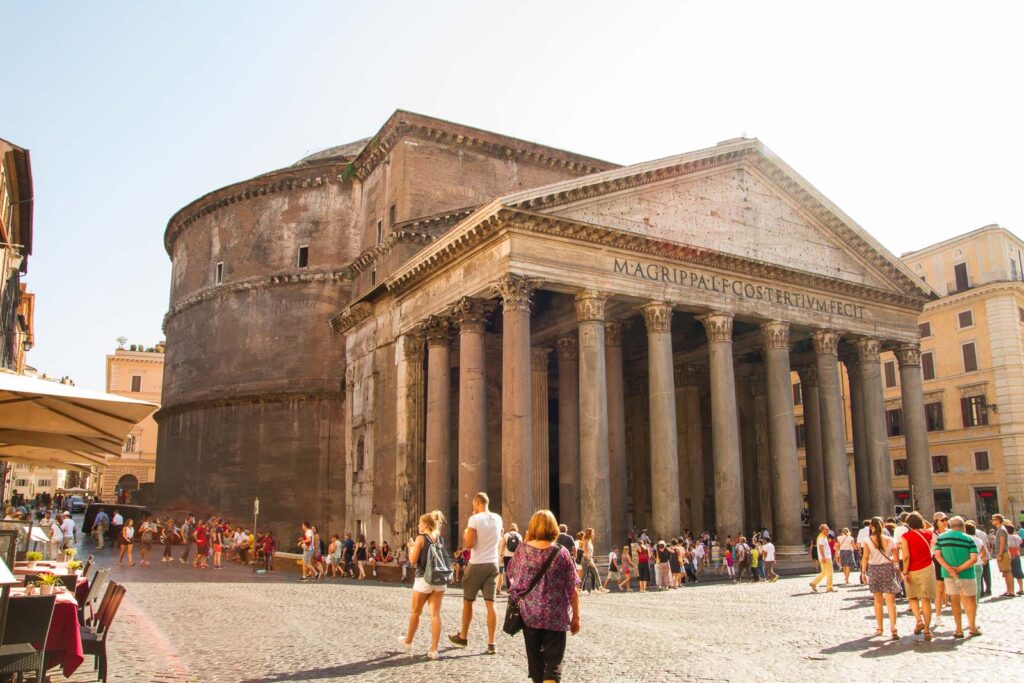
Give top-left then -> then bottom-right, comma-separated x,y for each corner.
385,208 -> 929,312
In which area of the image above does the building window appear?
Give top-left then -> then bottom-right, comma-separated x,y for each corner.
14,479 -> 28,488
1019,306 -> 1024,323
957,309 -> 974,328
961,395 -> 988,427
389,203 -> 397,226
36,479 -> 51,488
795,423 -> 806,448
932,455 -> 949,473
893,489 -> 911,507
130,375 -> 142,392
953,262 -> 969,292
792,382 -> 803,406
885,408 -> 903,437
893,459 -> 908,476
801,467 -> 807,482
974,450 -> 990,471
297,245 -> 309,269
918,321 -> 932,338
371,269 -> 377,287
921,352 -> 935,380
925,401 -> 944,431
354,436 -> 365,472
934,488 -> 953,513
961,342 -> 978,373
883,361 -> 897,388
215,262 -> 224,285
376,219 -> 383,244
124,434 -> 137,452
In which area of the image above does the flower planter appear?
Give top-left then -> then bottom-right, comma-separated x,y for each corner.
39,585 -> 54,595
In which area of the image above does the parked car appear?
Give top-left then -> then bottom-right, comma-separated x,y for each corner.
68,496 -> 87,513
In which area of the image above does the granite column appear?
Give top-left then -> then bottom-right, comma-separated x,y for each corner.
641,302 -> 681,540
897,344 -> 934,518
454,298 -> 489,531
813,329 -> 853,530
605,321 -> 628,547
424,316 -> 452,518
556,335 -> 580,531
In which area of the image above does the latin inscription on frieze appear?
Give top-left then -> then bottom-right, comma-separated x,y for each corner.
613,258 -> 866,320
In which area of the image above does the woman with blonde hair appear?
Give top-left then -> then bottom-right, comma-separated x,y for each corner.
398,510 -> 447,660
507,510 -> 580,683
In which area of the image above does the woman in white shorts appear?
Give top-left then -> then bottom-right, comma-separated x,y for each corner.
398,510 -> 446,659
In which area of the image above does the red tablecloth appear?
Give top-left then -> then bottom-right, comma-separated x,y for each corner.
10,588 -> 85,677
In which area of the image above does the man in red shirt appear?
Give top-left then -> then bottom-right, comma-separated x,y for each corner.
899,511 -> 935,640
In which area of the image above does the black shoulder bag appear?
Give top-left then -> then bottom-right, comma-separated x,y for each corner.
503,546 -> 560,636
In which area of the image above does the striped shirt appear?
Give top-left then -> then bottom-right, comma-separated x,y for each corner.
935,530 -> 978,579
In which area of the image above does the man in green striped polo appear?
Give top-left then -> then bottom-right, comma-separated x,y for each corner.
934,515 -> 980,638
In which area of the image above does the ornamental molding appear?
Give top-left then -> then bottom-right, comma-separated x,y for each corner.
812,329 -> 842,357
640,302 -> 673,334
760,321 -> 790,350
163,267 -> 351,332
423,315 -> 453,346
923,389 -> 944,403
604,320 -> 624,347
894,344 -> 921,368
351,113 -> 614,183
698,311 -> 734,343
885,397 -> 903,410
555,335 -> 579,362
574,290 -> 610,323
531,346 -> 551,372
385,208 -> 928,313
452,297 -> 494,334
155,388 -> 344,421
329,302 -> 373,334
922,280 -> 1024,313
854,337 -> 882,364
797,364 -> 819,387
494,273 -> 541,312
402,332 -> 425,363
958,382 -> 987,398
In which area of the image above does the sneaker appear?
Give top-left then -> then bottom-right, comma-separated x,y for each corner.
396,635 -> 412,654
448,634 -> 468,648
486,643 -> 496,655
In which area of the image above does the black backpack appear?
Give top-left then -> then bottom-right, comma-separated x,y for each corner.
505,532 -> 522,553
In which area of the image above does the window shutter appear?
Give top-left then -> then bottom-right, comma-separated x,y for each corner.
961,397 -> 971,427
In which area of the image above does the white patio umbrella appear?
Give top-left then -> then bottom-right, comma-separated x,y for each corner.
0,370 -> 157,459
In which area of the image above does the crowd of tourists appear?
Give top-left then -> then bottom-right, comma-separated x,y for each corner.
808,511 -> 1023,640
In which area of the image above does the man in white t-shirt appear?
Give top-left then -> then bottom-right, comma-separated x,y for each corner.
60,512 -> 77,549
762,540 -> 778,582
449,492 -> 502,654
810,524 -> 835,592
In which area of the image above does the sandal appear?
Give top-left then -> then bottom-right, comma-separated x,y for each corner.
914,621 -> 925,635
953,631 -> 964,639
891,630 -> 899,640
923,630 -> 932,641
874,628 -> 883,637
969,628 -> 982,637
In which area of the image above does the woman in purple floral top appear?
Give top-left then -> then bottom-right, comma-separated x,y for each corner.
507,510 -> 581,683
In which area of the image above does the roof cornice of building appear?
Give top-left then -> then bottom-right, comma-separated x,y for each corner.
922,279 -> 1024,312
900,224 -> 1024,259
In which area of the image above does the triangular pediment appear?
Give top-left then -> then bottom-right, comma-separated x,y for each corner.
543,165 -> 892,292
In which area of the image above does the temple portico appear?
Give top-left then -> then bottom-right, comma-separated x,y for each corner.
336,138 -> 935,556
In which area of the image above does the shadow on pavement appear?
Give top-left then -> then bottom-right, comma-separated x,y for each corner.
819,633 -> 964,658
240,650 -> 461,681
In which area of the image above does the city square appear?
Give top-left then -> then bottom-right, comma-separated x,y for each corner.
3,2 -> 1024,681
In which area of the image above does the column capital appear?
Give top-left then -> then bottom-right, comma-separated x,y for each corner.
760,321 -> 790,350
894,343 -> 921,368
797,364 -> 819,388
494,273 -> 540,312
555,335 -> 579,362
640,302 -> 673,333
531,346 -> 551,372
574,289 -> 610,323
452,297 -> 493,334
811,329 -> 842,357
424,315 -> 452,347
854,337 -> 882,364
698,311 -> 734,343
605,320 -> 624,347
403,332 -> 425,362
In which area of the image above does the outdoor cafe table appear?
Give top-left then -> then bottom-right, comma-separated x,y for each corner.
11,561 -> 89,603
9,585 -> 85,677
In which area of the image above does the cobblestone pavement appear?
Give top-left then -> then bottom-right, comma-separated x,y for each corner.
60,539 -> 1024,683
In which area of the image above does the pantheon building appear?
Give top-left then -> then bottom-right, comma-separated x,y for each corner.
157,111 -> 936,555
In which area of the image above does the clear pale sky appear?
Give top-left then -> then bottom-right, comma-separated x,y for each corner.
4,1 -> 1022,391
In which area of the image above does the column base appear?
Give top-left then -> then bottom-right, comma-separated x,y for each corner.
775,545 -> 809,562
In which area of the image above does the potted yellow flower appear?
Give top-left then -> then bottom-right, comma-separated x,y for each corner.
35,573 -> 61,596
25,551 -> 43,568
